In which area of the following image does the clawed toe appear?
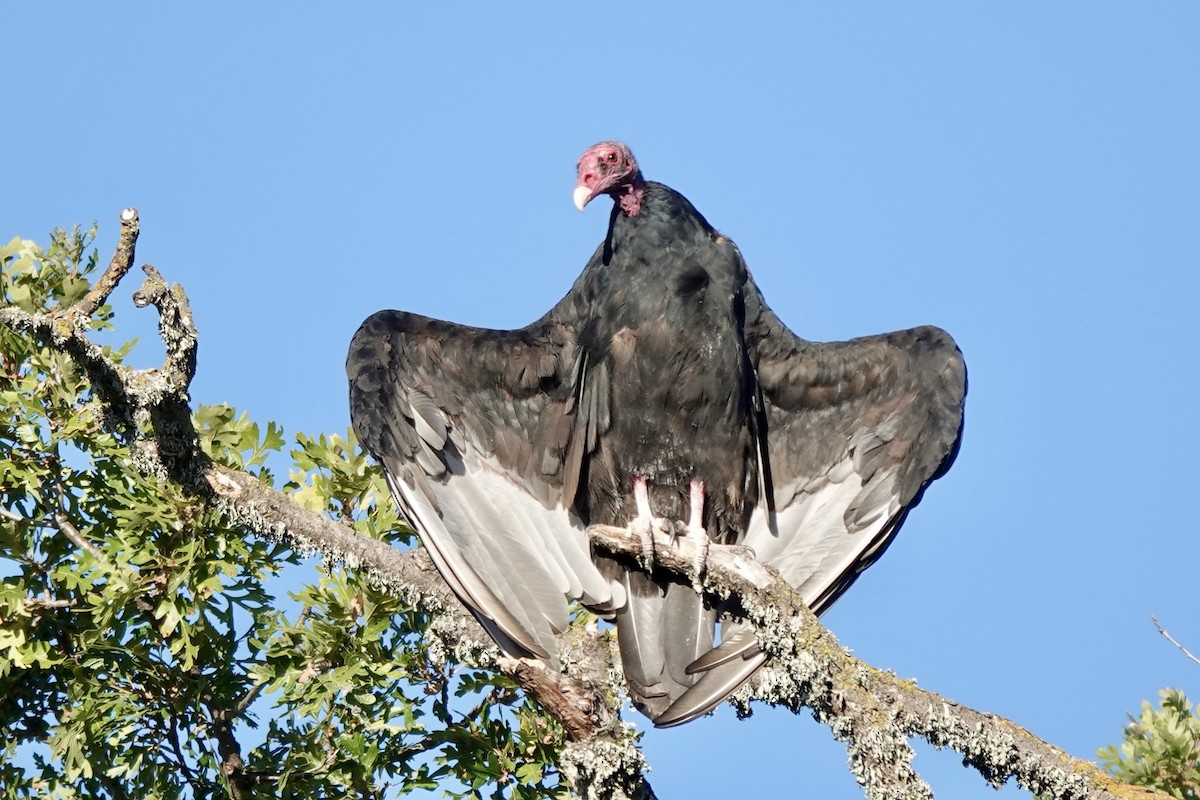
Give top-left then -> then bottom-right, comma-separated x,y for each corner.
630,517 -> 655,570
724,543 -> 755,560
685,524 -> 709,587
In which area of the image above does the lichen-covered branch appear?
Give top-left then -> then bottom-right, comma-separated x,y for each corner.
2,209 -> 1161,800
75,206 -> 139,317
588,523 -> 1168,800
0,209 -> 654,800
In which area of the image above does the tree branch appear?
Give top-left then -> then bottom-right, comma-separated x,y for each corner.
0,209 -> 1162,800
0,209 -> 654,800
75,207 -> 139,317
588,524 -> 1167,800
1151,616 -> 1200,668
232,605 -> 312,717
206,699 -> 252,800
53,513 -> 105,561
0,506 -> 26,523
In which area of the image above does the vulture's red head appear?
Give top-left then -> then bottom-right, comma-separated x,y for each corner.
574,141 -> 645,216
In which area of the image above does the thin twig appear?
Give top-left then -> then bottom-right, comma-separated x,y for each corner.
1152,615 -> 1200,667
233,605 -> 313,715
0,506 -> 27,523
26,597 -> 78,610
54,513 -> 105,561
166,712 -> 206,793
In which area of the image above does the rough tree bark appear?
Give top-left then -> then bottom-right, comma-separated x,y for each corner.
0,210 -> 1166,800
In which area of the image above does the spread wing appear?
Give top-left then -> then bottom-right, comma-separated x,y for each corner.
346,310 -> 622,664
656,270 -> 967,727
744,292 -> 966,612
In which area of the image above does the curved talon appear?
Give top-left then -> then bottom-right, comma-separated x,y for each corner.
631,518 -> 655,571
726,543 -> 756,560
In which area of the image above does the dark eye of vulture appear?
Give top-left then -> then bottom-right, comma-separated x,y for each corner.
347,141 -> 966,727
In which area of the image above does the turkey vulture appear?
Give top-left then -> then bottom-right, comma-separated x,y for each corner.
347,141 -> 966,727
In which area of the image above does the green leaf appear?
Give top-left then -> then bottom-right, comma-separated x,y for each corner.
60,274 -> 91,307
0,224 -> 563,799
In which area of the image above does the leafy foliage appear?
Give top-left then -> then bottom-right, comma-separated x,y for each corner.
0,227 -> 567,798
1098,688 -> 1200,800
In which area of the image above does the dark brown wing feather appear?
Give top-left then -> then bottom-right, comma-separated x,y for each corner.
742,281 -> 966,607
347,311 -> 621,664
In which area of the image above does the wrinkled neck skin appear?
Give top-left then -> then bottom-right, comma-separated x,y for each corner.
616,175 -> 646,216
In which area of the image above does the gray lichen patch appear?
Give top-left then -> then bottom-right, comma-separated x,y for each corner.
562,736 -> 655,800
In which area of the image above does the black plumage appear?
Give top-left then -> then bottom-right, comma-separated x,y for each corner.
346,141 -> 966,727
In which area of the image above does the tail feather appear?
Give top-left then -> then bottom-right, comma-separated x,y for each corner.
655,643 -> 767,727
686,624 -> 760,674
614,571 -> 716,720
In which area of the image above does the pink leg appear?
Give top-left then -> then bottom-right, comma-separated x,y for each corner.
634,476 -> 653,524
688,480 -> 705,533
632,476 -> 655,568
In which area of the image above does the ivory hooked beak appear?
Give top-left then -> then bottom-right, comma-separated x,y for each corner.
572,185 -> 594,212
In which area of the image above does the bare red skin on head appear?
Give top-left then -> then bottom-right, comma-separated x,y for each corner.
575,141 -> 646,216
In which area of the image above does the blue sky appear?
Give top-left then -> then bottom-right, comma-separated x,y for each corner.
6,4 -> 1199,797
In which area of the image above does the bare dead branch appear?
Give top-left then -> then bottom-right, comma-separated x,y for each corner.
1152,615 -> 1200,668
205,455 -> 652,795
0,299 -> 138,434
